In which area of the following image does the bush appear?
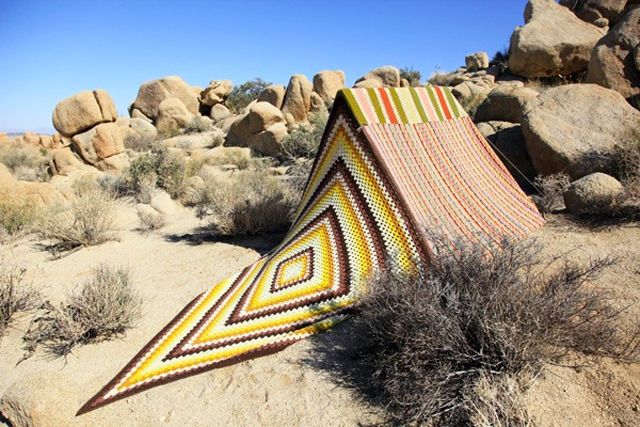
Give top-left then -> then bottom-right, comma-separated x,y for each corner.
183,116 -> 212,134
0,197 -> 39,242
1,261 -> 38,337
195,167 -> 299,236
137,208 -> 166,231
400,67 -> 421,86
23,265 -> 141,357
125,144 -> 186,201
226,78 -> 271,113
491,47 -> 510,69
156,119 -> 181,139
281,112 -> 328,160
0,141 -> 49,181
342,235 -> 635,425
38,183 -> 117,252
123,133 -> 156,152
532,173 -> 571,215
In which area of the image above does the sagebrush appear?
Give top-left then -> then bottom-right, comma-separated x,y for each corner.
0,140 -> 49,181
1,261 -> 38,337
23,265 -> 141,357
281,112 -> 328,161
0,197 -> 39,242
125,144 -> 186,201
38,182 -> 117,251
195,167 -> 299,236
336,235 -> 636,425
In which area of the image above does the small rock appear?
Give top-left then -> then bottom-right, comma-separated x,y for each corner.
465,52 -> 490,71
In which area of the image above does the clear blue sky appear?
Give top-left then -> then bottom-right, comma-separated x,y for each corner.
0,0 -> 527,133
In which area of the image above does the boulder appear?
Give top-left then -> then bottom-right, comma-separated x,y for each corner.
257,85 -> 286,109
477,121 -> 537,191
0,164 -> 64,205
353,78 -> 383,89
282,75 -> 313,123
132,76 -> 200,120
451,82 -> 492,115
210,103 -> 232,122
312,70 -> 346,106
226,102 -> 288,156
564,172 -> 624,214
586,6 -> 640,102
0,372 -> 79,427
49,147 -> 88,175
522,84 -> 640,179
509,0 -> 604,78
475,86 -> 539,123
21,132 -> 39,145
96,152 -> 130,172
200,80 -> 233,106
155,97 -> 195,129
118,117 -> 158,147
309,92 -> 328,115
355,66 -> 401,87
130,107 -> 152,122
465,52 -> 490,71
52,89 -> 117,137
560,0 -> 629,27
71,122 -> 125,166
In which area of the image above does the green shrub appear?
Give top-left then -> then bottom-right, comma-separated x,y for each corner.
195,167 -> 299,236
125,144 -> 186,201
23,265 -> 141,357
226,78 -> 271,113
281,112 -> 328,160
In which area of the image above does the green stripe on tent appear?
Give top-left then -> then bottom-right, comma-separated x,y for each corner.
367,88 -> 387,124
340,90 -> 367,125
389,89 -> 408,124
443,87 -> 461,118
409,87 -> 430,123
425,86 -> 445,122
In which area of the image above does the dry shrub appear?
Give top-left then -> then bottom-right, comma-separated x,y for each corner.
400,67 -> 422,87
532,173 -> 571,214
195,167 -> 299,236
348,235 -> 636,425
0,197 -> 39,242
281,112 -> 328,160
609,136 -> 640,217
183,116 -> 212,134
0,140 -> 49,181
0,261 -> 38,337
137,209 -> 166,231
123,133 -> 156,152
22,265 -> 141,358
156,119 -> 181,139
38,182 -> 117,251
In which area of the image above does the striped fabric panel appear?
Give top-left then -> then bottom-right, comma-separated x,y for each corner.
340,86 -> 467,126
362,117 -> 544,247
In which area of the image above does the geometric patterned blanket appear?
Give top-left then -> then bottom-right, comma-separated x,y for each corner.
78,87 -> 544,414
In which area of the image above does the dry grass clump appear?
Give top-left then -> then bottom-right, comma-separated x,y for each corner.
22,265 -> 141,358
0,261 -> 38,337
195,167 -> 299,236
281,112 -> 328,160
156,119 -> 181,139
0,197 -> 39,242
0,140 -> 49,181
346,235 -> 636,425
38,182 -> 117,252
609,138 -> 640,217
183,116 -> 212,134
123,133 -> 156,152
137,208 -> 166,231
532,173 -> 571,215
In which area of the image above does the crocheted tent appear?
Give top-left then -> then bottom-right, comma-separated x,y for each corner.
79,87 -> 544,414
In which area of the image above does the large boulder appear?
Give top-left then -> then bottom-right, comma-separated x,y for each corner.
560,0 -> 630,27
52,89 -> 117,137
475,86 -> 539,123
477,121 -> 537,191
522,84 -> 640,179
210,103 -> 232,122
71,122 -> 125,167
132,76 -> 199,120
200,80 -> 233,106
49,147 -> 89,175
313,70 -> 346,106
155,97 -> 195,130
509,0 -> 604,78
226,102 -> 288,156
257,85 -> 286,109
117,117 -> 158,147
282,74 -> 313,123
586,6 -> 640,103
465,52 -> 490,71
355,66 -> 401,87
564,172 -> 624,214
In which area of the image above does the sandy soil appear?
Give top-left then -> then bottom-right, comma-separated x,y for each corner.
0,203 -> 639,426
